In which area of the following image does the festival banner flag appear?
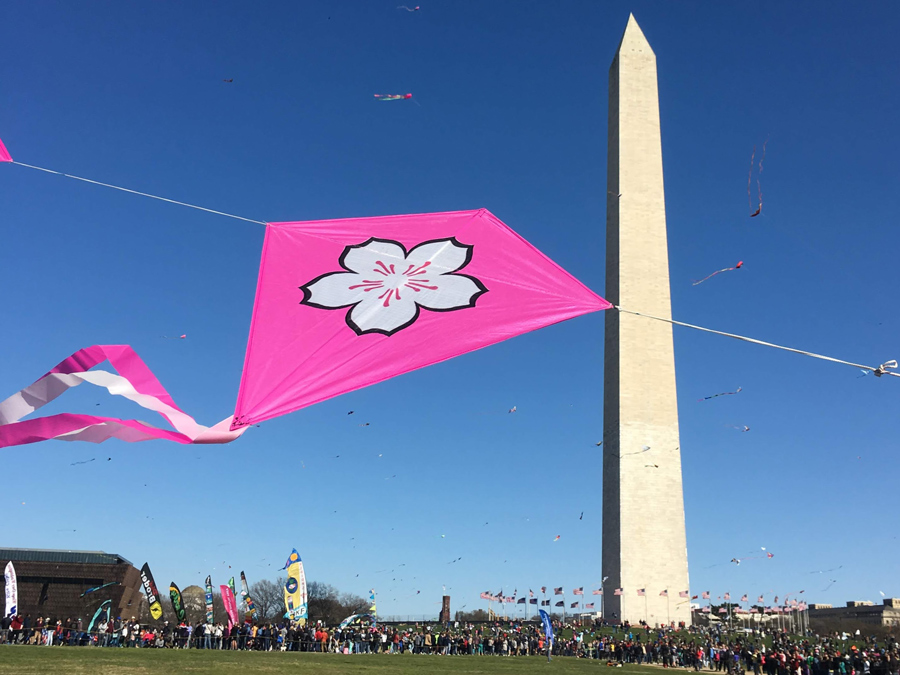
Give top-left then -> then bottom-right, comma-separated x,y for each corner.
220,585 -> 238,629
232,209 -> 612,429
240,571 -> 257,617
368,589 -> 376,615
539,609 -> 554,647
140,563 -> 164,620
228,577 -> 236,598
205,576 -> 214,624
169,582 -> 186,623
4,562 -> 17,617
88,600 -> 111,633
283,549 -> 309,623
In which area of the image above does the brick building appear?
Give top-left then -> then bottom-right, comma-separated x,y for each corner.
0,548 -> 145,623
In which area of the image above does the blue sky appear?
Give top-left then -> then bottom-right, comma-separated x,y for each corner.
2,0 -> 899,618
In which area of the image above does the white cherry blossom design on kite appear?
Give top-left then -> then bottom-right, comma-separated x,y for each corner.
300,237 -> 488,336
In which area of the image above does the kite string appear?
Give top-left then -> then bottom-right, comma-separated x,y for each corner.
11,161 -> 267,226
614,306 -> 899,377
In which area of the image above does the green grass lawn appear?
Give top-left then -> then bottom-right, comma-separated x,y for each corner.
0,647 -> 663,675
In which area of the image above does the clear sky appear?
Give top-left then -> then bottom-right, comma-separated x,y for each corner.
2,0 -> 899,619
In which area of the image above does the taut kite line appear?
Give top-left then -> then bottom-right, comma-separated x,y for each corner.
0,134 -> 895,449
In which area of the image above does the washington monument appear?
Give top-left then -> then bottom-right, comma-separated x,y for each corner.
602,15 -> 690,625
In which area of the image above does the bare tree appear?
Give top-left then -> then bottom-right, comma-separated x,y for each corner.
250,577 -> 284,622
305,582 -> 368,624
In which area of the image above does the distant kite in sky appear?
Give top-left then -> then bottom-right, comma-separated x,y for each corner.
223,79 -> 233,83
162,334 -> 186,340
347,411 -> 354,415
809,565 -> 843,575
359,422 -> 370,427
80,581 -> 120,597
553,535 -> 561,542
579,512 -> 583,520
508,406 -> 517,413
374,93 -> 412,101
698,386 -> 742,402
731,552 -> 773,565
748,140 -> 767,217
692,261 -> 743,286
71,458 -> 96,466
613,445 -> 652,458
731,425 -> 750,433
397,5 -> 420,10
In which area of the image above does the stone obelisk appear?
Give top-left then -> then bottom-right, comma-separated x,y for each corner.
602,14 -> 690,626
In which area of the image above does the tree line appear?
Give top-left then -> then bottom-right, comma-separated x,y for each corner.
143,578 -> 369,626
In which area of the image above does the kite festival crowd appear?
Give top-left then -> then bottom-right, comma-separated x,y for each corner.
4,612 -> 900,675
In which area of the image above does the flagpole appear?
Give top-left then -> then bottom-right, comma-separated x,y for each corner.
666,594 -> 670,627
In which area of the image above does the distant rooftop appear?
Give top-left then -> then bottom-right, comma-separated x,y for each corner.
0,548 -> 133,566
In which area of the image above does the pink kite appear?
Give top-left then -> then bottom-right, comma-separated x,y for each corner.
0,210 -> 610,447
0,137 -> 11,163
232,209 -> 610,429
374,94 -> 412,101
